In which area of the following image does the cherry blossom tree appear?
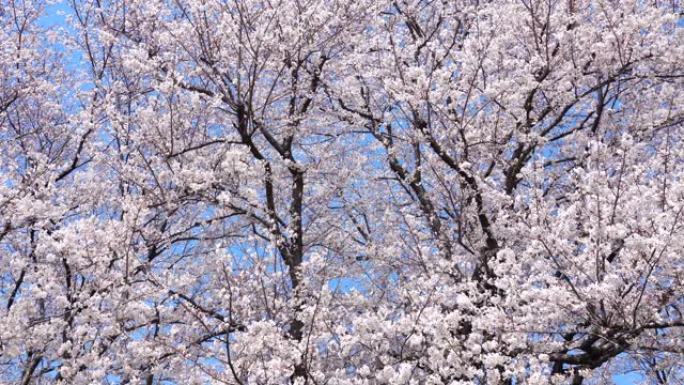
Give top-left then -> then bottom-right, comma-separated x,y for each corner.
1,0 -> 683,384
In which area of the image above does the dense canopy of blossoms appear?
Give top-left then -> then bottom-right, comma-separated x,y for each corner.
1,0 -> 683,384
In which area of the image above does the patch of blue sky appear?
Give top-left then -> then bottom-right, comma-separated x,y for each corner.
614,371 -> 645,384
327,276 -> 363,293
